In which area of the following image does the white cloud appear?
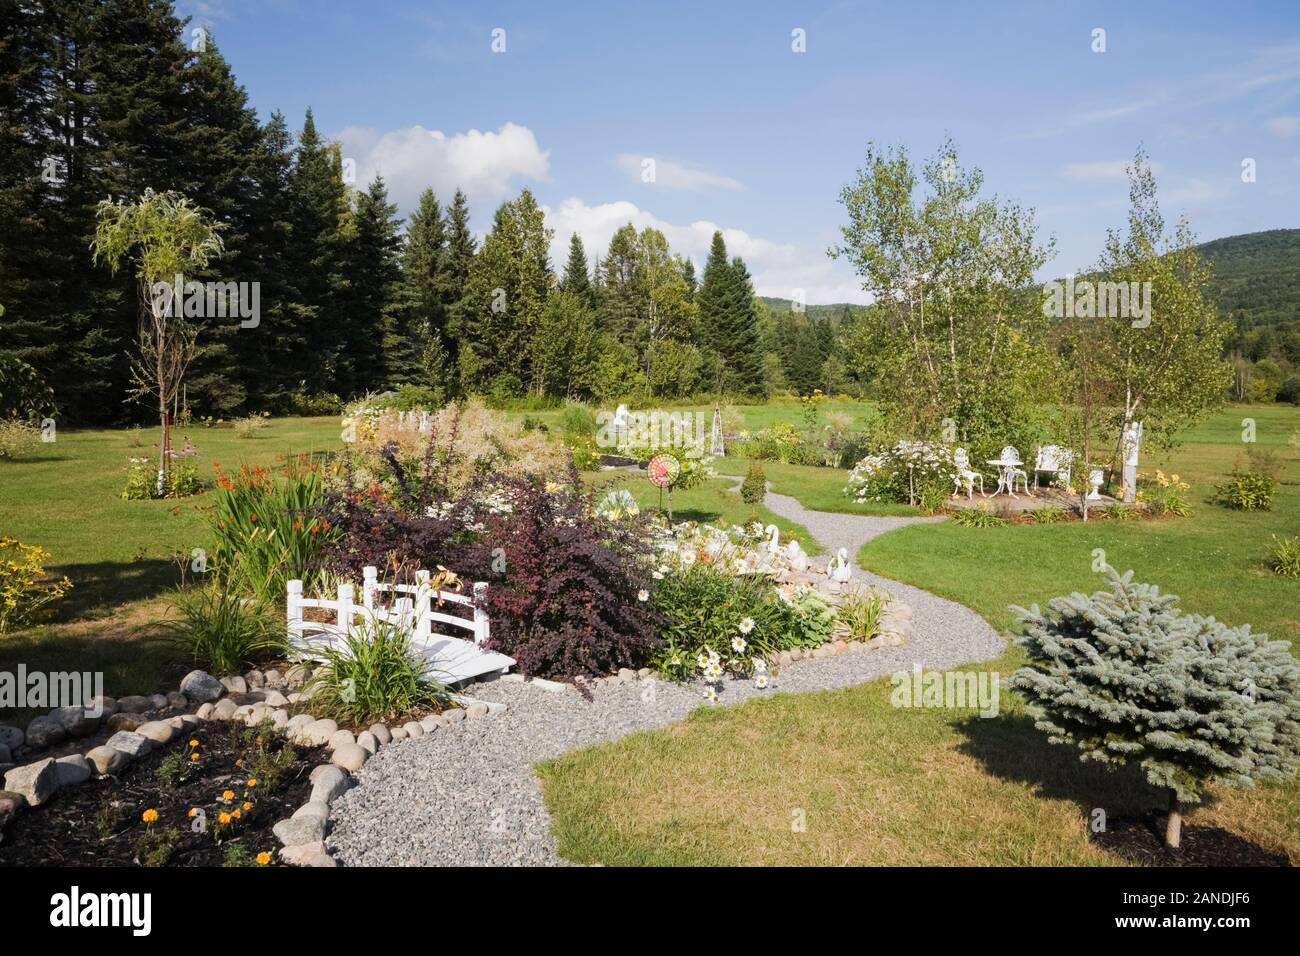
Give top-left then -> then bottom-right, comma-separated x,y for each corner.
337,122 -> 550,212
614,154 -> 745,192
542,197 -> 868,305
1266,115 -> 1300,137
1062,159 -> 1165,182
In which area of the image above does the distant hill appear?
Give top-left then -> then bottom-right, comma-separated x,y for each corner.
1198,229 -> 1300,332
764,228 -> 1298,333
758,297 -> 862,323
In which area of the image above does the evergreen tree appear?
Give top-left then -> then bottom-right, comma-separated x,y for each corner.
1013,567 -> 1300,848
244,110 -> 303,409
696,231 -> 763,394
530,289 -> 601,399
177,35 -> 264,415
456,189 -> 552,395
438,188 -> 475,380
286,108 -> 351,393
559,233 -> 595,308
598,224 -> 641,341
349,175 -> 408,389
402,187 -> 449,385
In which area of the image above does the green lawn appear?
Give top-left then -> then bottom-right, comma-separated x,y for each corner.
538,403 -> 1300,866
583,471 -> 822,555
0,416 -> 344,612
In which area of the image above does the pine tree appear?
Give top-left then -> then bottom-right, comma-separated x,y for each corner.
243,110 -> 303,409
349,175 -> 408,389
177,35 -> 265,415
598,224 -> 641,341
286,108 -> 351,393
402,187 -> 448,384
438,188 -> 475,378
696,232 -> 763,395
456,189 -> 552,395
559,233 -> 595,308
1013,567 -> 1300,849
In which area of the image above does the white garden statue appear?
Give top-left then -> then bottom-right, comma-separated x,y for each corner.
786,538 -> 809,573
826,548 -> 852,590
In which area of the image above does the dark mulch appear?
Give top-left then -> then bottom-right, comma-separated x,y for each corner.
0,721 -> 326,867
1091,813 -> 1292,867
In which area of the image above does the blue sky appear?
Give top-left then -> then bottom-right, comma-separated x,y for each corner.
181,0 -> 1300,303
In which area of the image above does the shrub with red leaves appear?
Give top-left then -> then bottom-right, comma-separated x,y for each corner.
325,452 -> 661,679
470,472 -> 662,679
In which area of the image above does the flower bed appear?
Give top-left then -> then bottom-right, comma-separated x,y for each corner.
0,721 -> 322,867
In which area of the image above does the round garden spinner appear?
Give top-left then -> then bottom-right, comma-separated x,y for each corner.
647,453 -> 681,519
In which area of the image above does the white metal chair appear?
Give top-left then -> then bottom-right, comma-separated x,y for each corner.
1034,445 -> 1074,490
1000,446 -> 1032,495
952,447 -> 985,499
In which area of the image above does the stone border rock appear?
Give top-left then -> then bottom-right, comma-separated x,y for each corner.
0,666 -> 509,866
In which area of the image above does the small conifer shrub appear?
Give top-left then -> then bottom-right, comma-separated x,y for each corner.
1012,568 -> 1300,848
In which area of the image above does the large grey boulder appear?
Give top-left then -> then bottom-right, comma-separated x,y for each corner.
4,758 -> 59,806
310,765 -> 349,804
180,670 -> 225,703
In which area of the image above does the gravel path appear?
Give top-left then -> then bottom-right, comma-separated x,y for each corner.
327,486 -> 1004,866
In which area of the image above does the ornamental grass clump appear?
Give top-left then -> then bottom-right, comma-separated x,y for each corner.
1012,567 -> 1300,849
305,617 -> 449,726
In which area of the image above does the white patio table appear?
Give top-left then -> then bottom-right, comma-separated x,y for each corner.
987,456 -> 1027,498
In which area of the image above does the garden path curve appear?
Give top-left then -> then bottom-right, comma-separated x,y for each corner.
326,488 -> 1005,866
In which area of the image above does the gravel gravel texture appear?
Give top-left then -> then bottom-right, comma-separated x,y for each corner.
327,487 -> 1005,866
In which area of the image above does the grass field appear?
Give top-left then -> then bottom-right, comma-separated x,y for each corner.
538,403 -> 1300,866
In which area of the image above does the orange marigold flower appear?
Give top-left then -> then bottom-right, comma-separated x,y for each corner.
222,790 -> 235,802
142,808 -> 159,824
190,753 -> 200,761
218,812 -> 232,825
256,851 -> 272,865
243,801 -> 254,812
188,739 -> 199,748
187,807 -> 199,817
231,809 -> 241,820
246,778 -> 258,788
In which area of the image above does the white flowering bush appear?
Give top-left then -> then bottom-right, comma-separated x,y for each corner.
845,440 -> 958,504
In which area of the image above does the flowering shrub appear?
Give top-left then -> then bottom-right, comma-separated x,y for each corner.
845,440 -> 957,504
651,564 -> 803,682
0,536 -> 72,633
595,488 -> 640,520
208,454 -> 336,601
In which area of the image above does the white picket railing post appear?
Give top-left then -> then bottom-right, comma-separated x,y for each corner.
337,582 -> 354,635
287,579 -> 303,634
472,581 -> 489,646
362,566 -> 378,613
415,569 -> 432,644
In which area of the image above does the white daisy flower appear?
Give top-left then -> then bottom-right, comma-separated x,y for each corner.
754,674 -> 768,689
637,589 -> 649,602
703,686 -> 719,703
652,570 -> 664,580
738,617 -> 755,634
731,636 -> 747,653
752,658 -> 767,673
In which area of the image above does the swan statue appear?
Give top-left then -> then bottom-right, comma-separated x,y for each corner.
826,547 -> 852,590
786,538 -> 808,573
763,524 -> 782,553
